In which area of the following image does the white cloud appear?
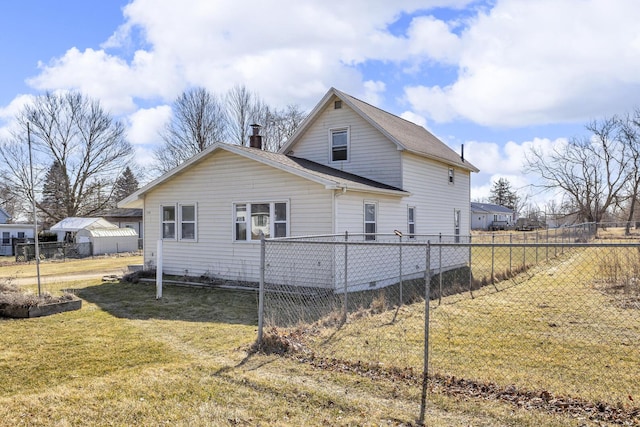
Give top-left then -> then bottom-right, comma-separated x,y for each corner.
400,110 -> 427,127
24,0 -> 476,114
0,94 -> 34,140
126,105 -> 171,146
468,136 -> 568,202
404,0 -> 640,127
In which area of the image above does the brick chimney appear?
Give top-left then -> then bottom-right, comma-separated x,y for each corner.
249,123 -> 263,149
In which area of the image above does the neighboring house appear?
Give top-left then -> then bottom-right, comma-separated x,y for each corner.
120,87 -> 479,289
0,224 -> 34,256
0,208 -> 35,256
99,208 -> 144,239
49,217 -> 138,255
471,202 -> 515,230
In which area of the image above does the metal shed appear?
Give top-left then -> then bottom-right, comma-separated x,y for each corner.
75,227 -> 139,255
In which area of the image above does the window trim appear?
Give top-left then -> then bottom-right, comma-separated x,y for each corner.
448,167 -> 455,184
329,127 -> 350,163
178,203 -> 197,242
233,201 -> 290,242
364,201 -> 377,241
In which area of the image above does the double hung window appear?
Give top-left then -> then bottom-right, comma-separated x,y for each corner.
407,207 -> 416,239
161,203 -> 197,241
331,128 -> 349,162
364,202 -> 377,241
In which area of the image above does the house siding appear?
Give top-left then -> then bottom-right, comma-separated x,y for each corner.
401,152 -> 471,237
143,149 -> 333,282
288,95 -> 403,188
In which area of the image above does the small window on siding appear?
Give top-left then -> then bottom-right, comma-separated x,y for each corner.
448,168 -> 455,184
161,205 -> 176,239
274,202 -> 288,238
179,204 -> 197,241
331,128 -> 349,162
334,100 -> 342,109
235,204 -> 248,241
454,209 -> 461,243
408,206 -> 416,239
364,202 -> 377,241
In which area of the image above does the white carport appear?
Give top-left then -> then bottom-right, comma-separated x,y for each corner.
75,227 -> 139,255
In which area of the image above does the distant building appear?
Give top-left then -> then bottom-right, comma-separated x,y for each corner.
471,202 -> 515,230
0,207 -> 35,256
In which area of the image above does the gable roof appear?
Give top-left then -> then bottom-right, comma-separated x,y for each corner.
0,206 -> 11,223
471,202 -> 514,214
119,142 -> 410,209
279,87 -> 479,173
50,217 -> 118,232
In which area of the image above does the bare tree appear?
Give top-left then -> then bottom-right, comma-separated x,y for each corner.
154,87 -> 227,173
617,110 -> 640,234
0,92 -> 133,225
525,116 -> 629,225
261,104 -> 307,152
226,84 -> 267,147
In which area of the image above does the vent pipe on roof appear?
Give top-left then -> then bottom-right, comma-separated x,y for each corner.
249,123 -> 263,149
461,144 -> 465,162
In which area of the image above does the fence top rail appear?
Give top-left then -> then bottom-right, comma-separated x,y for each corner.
264,238 -> 640,248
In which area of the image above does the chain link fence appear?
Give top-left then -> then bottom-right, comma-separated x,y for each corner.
14,241 -> 93,262
257,224 -> 639,423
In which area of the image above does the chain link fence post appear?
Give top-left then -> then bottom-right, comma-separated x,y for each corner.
419,240 -> 431,425
343,231 -> 349,324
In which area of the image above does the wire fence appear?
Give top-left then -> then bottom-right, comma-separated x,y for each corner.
14,241 -> 93,262
257,225 -> 640,424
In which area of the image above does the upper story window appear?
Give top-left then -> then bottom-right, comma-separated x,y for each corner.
364,202 -> 377,241
330,128 -> 349,162
334,100 -> 342,109
234,201 -> 289,241
448,168 -> 455,184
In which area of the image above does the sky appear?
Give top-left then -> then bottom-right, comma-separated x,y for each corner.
1,0 -> 640,205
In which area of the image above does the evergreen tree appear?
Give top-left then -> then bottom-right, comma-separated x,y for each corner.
113,166 -> 140,203
40,160 -> 70,224
489,178 -> 519,211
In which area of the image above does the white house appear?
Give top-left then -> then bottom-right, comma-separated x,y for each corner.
471,202 -> 515,230
0,208 -> 35,257
120,87 -> 478,288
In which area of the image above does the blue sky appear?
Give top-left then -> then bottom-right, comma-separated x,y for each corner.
2,0 -> 640,205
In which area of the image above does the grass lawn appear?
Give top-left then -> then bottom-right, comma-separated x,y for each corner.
0,273 -> 605,426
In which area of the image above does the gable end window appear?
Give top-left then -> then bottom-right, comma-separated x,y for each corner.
334,100 -> 342,109
234,202 -> 289,241
330,128 -> 349,162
